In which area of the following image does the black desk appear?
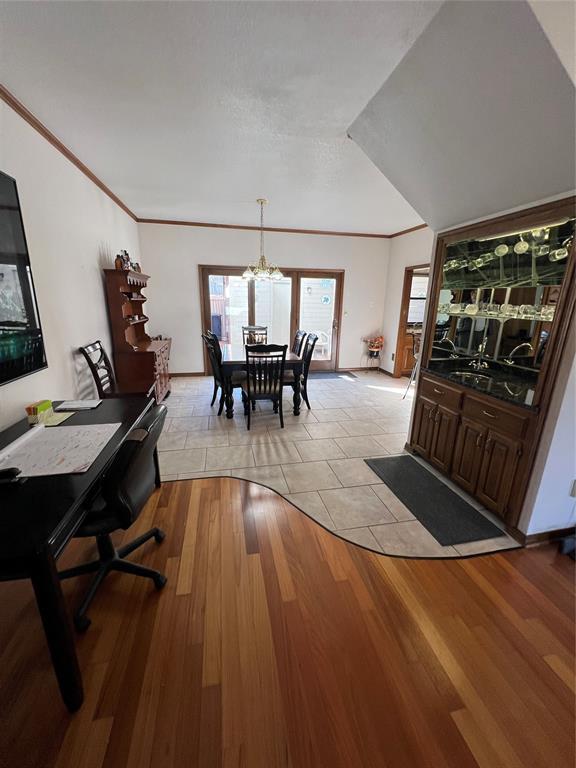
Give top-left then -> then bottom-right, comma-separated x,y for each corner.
0,397 -> 153,711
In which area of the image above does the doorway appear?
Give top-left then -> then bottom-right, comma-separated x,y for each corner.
393,264 -> 430,378
199,266 -> 343,372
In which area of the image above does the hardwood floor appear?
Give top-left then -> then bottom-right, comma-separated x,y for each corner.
1,478 -> 574,768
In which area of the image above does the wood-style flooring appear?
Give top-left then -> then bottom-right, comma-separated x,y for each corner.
1,478 -> 574,768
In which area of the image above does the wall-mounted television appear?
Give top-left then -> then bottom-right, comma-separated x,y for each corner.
0,171 -> 47,385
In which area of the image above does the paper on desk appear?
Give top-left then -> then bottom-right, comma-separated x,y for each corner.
0,422 -> 121,476
44,412 -> 74,427
54,400 -> 102,411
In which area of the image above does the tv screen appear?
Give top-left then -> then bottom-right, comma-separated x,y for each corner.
0,171 -> 47,385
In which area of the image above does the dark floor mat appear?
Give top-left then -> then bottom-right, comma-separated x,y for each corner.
308,371 -> 357,380
365,455 -> 505,546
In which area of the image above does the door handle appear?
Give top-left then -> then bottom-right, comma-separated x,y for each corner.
433,388 -> 444,396
482,410 -> 496,419
475,434 -> 484,448
484,438 -> 493,452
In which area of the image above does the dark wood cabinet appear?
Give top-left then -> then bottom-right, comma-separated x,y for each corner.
450,417 -> 485,494
411,395 -> 436,458
429,405 -> 459,474
103,269 -> 171,402
476,430 -> 521,515
408,197 -> 575,531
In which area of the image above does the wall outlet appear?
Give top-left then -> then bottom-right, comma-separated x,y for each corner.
391,352 -> 395,361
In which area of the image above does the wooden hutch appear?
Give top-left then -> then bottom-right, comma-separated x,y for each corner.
103,269 -> 171,402
408,197 -> 575,533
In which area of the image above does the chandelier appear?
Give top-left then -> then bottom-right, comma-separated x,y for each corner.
242,198 -> 284,281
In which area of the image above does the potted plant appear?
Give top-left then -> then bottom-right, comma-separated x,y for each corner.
363,335 -> 384,358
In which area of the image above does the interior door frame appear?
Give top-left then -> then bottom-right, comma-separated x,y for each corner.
393,263 -> 430,378
198,265 -> 344,373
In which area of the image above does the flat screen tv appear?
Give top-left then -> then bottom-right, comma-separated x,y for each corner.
0,171 -> 47,385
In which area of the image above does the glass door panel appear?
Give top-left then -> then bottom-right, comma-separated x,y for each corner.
207,274 -> 249,359
254,277 -> 292,345
299,276 -> 338,368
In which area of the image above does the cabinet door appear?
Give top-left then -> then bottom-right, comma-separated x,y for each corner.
429,406 -> 459,474
476,430 -> 521,516
451,417 -> 486,494
411,396 -> 436,458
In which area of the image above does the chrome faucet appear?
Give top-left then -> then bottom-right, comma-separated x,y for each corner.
439,336 -> 460,359
503,342 -> 534,366
469,339 -> 489,370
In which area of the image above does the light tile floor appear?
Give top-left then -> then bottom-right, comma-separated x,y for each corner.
158,371 -> 520,558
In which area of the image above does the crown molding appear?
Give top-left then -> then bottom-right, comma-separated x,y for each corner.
1,84 -> 427,239
0,84 -> 137,221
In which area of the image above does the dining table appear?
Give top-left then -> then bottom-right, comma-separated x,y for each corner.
220,348 -> 304,419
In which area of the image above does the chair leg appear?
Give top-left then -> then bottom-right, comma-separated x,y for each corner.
247,399 -> 251,430
302,383 -> 311,409
58,559 -> 101,580
210,380 -> 218,406
251,400 -> 256,411
73,562 -> 114,632
153,447 -> 161,487
117,527 -> 164,559
217,389 -> 225,416
279,396 -> 284,429
402,362 -> 418,400
113,558 -> 167,588
273,398 -> 279,413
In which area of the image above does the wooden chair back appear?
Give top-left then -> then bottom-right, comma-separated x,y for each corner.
245,344 -> 287,399
242,326 -> 268,345
202,333 -> 223,382
301,333 -> 318,382
291,330 -> 307,356
79,341 -> 116,398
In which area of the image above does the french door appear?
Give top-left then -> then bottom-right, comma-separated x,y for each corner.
199,266 -> 343,371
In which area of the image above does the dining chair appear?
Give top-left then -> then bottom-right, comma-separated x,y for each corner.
202,332 -> 246,414
291,329 -> 307,356
242,325 -> 268,345
79,340 -> 155,399
297,332 -> 317,409
241,344 -> 287,430
59,405 -> 168,631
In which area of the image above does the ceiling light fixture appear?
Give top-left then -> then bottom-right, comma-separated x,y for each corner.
242,198 -> 283,281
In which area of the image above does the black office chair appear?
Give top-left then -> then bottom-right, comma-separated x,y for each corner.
59,405 -> 168,631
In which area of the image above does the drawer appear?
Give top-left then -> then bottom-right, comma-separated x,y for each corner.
462,395 -> 531,439
419,375 -> 462,410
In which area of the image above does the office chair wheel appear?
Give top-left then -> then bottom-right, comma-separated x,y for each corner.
154,574 -> 167,590
153,528 -> 166,543
74,614 -> 91,633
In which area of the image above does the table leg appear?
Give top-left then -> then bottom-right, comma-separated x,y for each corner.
30,548 -> 84,712
224,379 -> 235,419
292,366 -> 302,415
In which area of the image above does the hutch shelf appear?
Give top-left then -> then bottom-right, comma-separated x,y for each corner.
408,197 -> 575,531
103,269 -> 171,402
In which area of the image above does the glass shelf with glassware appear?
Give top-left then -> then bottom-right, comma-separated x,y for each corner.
424,212 -> 575,407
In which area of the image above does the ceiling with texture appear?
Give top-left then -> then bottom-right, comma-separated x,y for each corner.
0,1 -> 443,233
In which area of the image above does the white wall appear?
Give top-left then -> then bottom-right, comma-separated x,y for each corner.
138,223 -> 390,373
380,226 -> 435,373
0,104 -> 141,429
519,333 -> 575,536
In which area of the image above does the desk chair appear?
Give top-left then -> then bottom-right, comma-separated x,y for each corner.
59,405 -> 168,631
79,340 -> 155,399
242,344 -> 287,429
